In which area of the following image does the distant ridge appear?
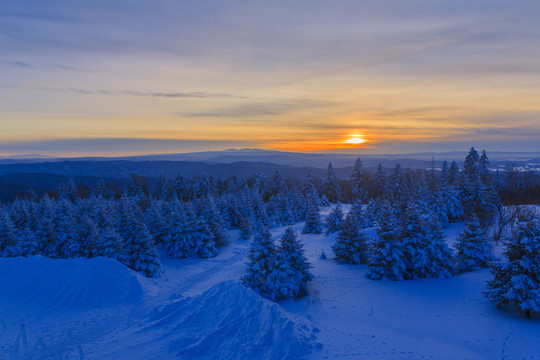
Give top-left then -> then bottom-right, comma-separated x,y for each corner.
1,148 -> 539,168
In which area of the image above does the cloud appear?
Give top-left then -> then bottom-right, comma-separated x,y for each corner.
40,87 -> 245,99
189,99 -> 333,117
2,60 -> 31,68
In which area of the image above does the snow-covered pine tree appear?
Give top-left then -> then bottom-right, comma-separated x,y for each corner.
479,149 -> 490,184
399,205 -> 454,279
16,227 -> 39,257
351,158 -> 366,202
280,228 -> 312,297
174,171 -> 187,200
373,163 -> 386,199
303,172 -> 316,196
0,208 -> 17,256
439,185 -> 464,222
267,228 -> 313,301
384,163 -> 408,206
332,215 -> 369,265
440,161 -> 449,186
124,176 -> 141,198
117,197 -> 161,277
302,191 -> 323,234
98,226 -> 126,263
485,215 -> 540,317
53,199 -> 82,258
166,205 -> 217,259
201,197 -> 228,247
367,202 -> 407,280
455,214 -> 494,273
325,203 -> 343,235
242,226 -> 277,299
144,200 -> 170,246
324,162 -> 342,203
493,170 -> 505,194
448,161 -> 459,186
156,175 -> 171,200
347,201 -> 370,228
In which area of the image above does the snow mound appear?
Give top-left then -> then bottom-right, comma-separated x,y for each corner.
0,256 -> 144,308
143,281 -> 314,360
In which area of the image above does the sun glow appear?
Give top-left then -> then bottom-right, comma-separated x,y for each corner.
345,134 -> 366,145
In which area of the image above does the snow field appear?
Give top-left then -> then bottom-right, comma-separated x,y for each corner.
1,221 -> 540,359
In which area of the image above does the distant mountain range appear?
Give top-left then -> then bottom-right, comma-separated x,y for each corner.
2,148 -> 539,168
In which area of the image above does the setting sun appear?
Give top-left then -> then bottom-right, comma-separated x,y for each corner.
345,135 -> 366,145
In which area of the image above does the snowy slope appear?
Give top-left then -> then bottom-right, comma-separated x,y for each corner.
1,223 -> 539,359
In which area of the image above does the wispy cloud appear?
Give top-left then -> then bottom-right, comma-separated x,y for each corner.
189,99 -> 333,117
40,87 -> 245,99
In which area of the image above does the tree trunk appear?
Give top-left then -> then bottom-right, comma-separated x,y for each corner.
524,308 -> 531,318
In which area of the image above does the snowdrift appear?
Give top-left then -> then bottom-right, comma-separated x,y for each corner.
142,281 -> 314,360
0,256 -> 144,308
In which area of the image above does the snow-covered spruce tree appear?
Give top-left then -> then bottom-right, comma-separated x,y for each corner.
173,171 -> 187,200
347,201 -> 370,228
368,203 -> 454,280
166,205 -> 217,259
332,215 -> 369,265
117,197 -> 161,277
455,214 -> 494,273
201,197 -> 228,247
242,226 -> 277,299
302,191 -> 323,234
16,227 -> 39,257
267,228 -> 313,301
367,202 -> 407,280
270,191 -> 295,226
325,203 -> 343,235
351,158 -> 366,202
384,163 -> 408,207
485,215 -> 540,318
399,205 -> 454,279
96,224 -> 126,263
372,163 -> 386,199
0,208 -> 18,256
324,162 -> 342,203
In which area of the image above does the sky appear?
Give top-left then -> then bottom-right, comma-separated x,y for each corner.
1,0 -> 539,156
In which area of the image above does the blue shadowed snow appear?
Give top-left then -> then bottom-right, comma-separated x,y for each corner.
0,256 -> 144,308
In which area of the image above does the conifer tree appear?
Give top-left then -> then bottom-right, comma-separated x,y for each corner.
367,203 -> 407,280
16,227 -> 39,257
455,214 -> 494,273
202,197 -> 228,247
124,176 -> 141,198
325,203 -> 343,235
485,215 -> 540,317
324,162 -> 342,203
373,163 -> 386,199
302,193 -> 323,234
166,205 -> 217,259
242,226 -> 277,299
347,201 -> 370,228
448,161 -> 459,185
332,215 -> 369,265
267,228 -> 313,301
351,158 -> 366,202
384,163 -> 407,206
174,171 -> 187,200
0,209 -> 17,256
118,197 -> 161,277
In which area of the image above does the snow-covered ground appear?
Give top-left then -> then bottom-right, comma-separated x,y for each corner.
1,222 -> 539,359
